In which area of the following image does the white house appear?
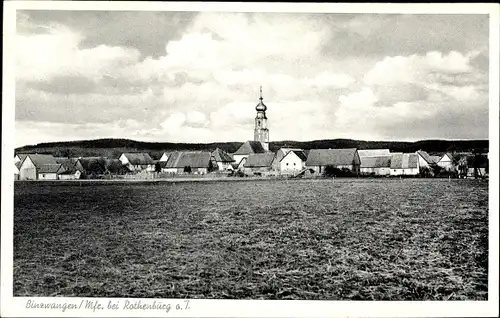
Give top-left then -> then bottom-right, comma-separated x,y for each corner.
279,150 -> 307,175
437,153 -> 456,171
38,164 -> 65,180
19,154 -> 59,180
119,153 -> 155,172
390,153 -> 419,176
416,150 -> 438,169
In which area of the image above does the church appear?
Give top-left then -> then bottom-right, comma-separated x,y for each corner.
231,87 -> 271,165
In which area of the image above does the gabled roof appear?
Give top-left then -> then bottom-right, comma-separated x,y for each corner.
233,141 -> 266,155
38,164 -> 63,174
430,155 -> 442,163
164,151 -> 213,168
16,154 -> 28,161
25,154 -> 58,168
121,153 -> 154,165
305,148 -> 359,166
416,150 -> 437,164
438,153 -> 454,162
211,148 -> 234,162
360,156 -> 391,168
390,153 -> 419,169
244,153 -> 276,168
280,150 -> 307,162
357,149 -> 391,157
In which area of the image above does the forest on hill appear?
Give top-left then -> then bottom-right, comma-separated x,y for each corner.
15,138 -> 489,160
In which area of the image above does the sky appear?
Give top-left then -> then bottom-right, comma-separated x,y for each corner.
14,10 -> 490,147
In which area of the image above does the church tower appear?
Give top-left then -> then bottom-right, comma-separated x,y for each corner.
254,86 -> 269,151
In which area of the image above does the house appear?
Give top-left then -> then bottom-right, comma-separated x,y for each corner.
390,153 -> 419,176
119,153 -> 155,172
14,154 -> 28,164
232,141 -> 267,167
437,153 -> 456,171
211,148 -> 235,171
19,154 -> 58,180
305,148 -> 361,175
38,164 -> 65,180
162,151 -> 217,174
357,149 -> 391,157
416,150 -> 438,168
360,156 -> 392,176
14,161 -> 22,180
243,152 -> 276,176
279,150 -> 307,176
271,148 -> 302,170
58,167 -> 82,180
159,152 -> 171,162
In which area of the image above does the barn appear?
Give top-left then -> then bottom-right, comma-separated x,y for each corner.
243,152 -> 276,176
119,153 -> 155,172
232,141 -> 267,168
390,153 -> 420,176
38,164 -> 65,180
279,150 -> 307,176
18,154 -> 59,180
163,151 -> 217,174
357,149 -> 391,157
360,156 -> 392,176
305,148 -> 361,175
416,150 -> 438,168
58,168 -> 82,180
211,148 -> 235,171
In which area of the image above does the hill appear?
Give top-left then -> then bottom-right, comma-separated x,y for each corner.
14,138 -> 489,160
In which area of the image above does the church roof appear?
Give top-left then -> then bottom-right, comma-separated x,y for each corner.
233,141 -> 267,155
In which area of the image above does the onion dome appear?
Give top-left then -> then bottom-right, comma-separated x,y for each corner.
255,86 -> 267,112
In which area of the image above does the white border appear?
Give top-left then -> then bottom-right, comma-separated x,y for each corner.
2,2 -> 499,317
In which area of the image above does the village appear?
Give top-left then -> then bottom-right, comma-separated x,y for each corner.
14,89 -> 489,181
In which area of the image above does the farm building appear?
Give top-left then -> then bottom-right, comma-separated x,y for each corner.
243,152 -> 276,176
162,151 -> 217,174
14,154 -> 28,164
305,148 -> 361,175
357,149 -> 391,157
360,156 -> 392,176
159,152 -> 171,162
14,161 -> 22,180
271,148 -> 303,170
390,153 -> 419,176
278,150 -> 307,176
58,168 -> 82,180
437,153 -> 457,171
416,150 -> 438,168
211,148 -> 235,171
18,154 -> 59,180
119,153 -> 155,172
232,141 -> 267,167
38,164 -> 65,180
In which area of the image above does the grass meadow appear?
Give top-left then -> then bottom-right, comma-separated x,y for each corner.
13,178 -> 488,300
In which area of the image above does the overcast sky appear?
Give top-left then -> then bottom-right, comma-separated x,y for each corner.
14,10 -> 489,147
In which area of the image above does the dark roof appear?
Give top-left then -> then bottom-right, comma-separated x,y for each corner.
358,149 -> 391,157
233,141 -> 266,155
38,164 -> 63,174
122,153 -> 154,165
244,153 -> 276,168
25,154 -> 58,168
281,150 -> 307,162
164,151 -> 213,168
416,150 -> 437,164
211,148 -> 234,162
360,156 -> 391,168
305,148 -> 359,166
390,153 -> 419,169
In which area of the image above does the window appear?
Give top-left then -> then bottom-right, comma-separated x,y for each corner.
286,163 -> 289,166
293,163 -> 296,166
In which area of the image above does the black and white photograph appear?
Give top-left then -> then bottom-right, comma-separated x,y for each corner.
1,1 -> 499,317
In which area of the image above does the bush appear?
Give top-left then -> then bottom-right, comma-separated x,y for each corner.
323,166 -> 356,177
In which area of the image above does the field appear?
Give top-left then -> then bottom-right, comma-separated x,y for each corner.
13,178 -> 488,300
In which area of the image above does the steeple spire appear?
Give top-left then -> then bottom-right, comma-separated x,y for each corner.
259,86 -> 263,101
